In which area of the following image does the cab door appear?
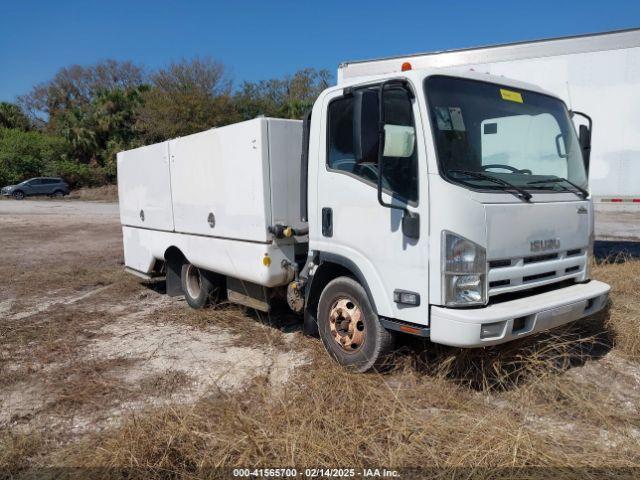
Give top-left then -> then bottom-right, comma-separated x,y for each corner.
311,82 -> 429,326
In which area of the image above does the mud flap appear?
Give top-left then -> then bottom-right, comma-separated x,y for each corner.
303,308 -> 319,337
165,255 -> 184,297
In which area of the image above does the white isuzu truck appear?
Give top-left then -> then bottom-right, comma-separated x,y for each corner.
118,63 -> 610,371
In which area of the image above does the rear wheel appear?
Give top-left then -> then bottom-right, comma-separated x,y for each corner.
317,276 -> 395,372
181,262 -> 217,309
12,190 -> 24,200
53,190 -> 65,198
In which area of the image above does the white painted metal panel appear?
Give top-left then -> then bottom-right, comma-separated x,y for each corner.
169,119 -> 271,242
117,142 -> 173,231
338,29 -> 640,82
267,119 -> 306,230
121,226 -> 295,287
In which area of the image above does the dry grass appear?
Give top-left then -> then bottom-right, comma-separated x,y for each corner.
591,258 -> 640,359
56,354 -> 639,475
68,185 -> 118,202
2,203 -> 639,478
20,259 -> 630,478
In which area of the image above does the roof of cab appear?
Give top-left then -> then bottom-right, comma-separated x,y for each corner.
331,66 -> 557,99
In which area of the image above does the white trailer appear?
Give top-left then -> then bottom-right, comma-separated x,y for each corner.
338,28 -> 640,202
119,60 -> 610,372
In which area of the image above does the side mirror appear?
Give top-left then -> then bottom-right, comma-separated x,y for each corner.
352,89 -> 379,163
578,124 -> 591,173
571,110 -> 592,175
402,211 -> 420,239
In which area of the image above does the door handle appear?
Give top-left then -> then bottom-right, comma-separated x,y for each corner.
322,207 -> 333,237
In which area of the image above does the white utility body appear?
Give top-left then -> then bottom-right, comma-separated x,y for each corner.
119,56 -> 610,371
119,118 -> 304,288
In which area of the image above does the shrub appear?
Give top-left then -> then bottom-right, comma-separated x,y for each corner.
47,159 -> 107,188
0,128 -> 67,185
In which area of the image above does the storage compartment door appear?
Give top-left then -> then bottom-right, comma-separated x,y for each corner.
117,142 -> 174,230
169,120 -> 271,242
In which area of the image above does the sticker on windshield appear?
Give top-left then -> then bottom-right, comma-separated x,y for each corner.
435,106 -> 453,131
449,107 -> 466,131
500,88 -> 523,103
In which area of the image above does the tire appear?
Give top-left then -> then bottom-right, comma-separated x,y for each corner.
180,262 -> 217,309
317,276 -> 395,372
12,190 -> 24,200
53,190 -> 65,198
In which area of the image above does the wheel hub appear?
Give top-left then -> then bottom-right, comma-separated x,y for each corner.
185,264 -> 202,299
328,298 -> 365,352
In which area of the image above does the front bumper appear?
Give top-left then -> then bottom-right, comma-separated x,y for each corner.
430,280 -> 610,348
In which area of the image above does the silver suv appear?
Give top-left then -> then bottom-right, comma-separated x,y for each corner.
1,177 -> 70,200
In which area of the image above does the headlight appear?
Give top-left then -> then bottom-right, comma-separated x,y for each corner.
442,231 -> 487,306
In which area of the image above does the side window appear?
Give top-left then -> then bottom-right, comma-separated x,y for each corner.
28,179 -> 42,185
327,88 -> 418,203
327,96 -> 357,175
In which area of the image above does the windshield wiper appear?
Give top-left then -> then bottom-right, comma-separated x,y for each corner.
449,170 -> 532,202
526,177 -> 588,199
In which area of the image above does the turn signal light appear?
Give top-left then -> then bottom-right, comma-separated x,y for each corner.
401,62 -> 412,71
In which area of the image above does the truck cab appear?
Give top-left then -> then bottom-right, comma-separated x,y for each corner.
301,67 -> 609,370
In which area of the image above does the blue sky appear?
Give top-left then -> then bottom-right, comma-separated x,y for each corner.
1,0 -> 639,101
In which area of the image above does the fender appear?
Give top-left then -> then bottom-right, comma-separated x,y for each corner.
302,251 -> 379,337
316,251 -> 379,313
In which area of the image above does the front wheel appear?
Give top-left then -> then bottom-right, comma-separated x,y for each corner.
12,190 -> 25,200
317,276 -> 395,372
180,262 -> 218,309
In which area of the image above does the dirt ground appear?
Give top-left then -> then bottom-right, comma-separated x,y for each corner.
0,200 -> 310,451
1,199 -> 640,477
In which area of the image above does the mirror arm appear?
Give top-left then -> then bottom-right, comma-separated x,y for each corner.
571,110 -> 592,131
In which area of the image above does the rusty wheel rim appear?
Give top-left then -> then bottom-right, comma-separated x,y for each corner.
328,297 -> 365,353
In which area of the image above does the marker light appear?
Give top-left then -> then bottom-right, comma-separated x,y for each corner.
401,62 -> 412,72
262,254 -> 271,267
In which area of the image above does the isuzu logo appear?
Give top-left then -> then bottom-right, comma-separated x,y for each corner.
530,238 -> 560,252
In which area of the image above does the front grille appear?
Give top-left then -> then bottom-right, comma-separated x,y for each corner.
488,248 -> 586,296
523,253 -> 558,264
523,271 -> 556,282
489,259 -> 512,268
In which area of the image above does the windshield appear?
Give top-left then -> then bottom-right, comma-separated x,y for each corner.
425,76 -> 587,194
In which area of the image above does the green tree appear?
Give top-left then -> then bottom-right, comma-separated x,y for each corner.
136,57 -> 237,143
0,102 -> 31,130
56,107 -> 98,164
0,129 -> 67,185
234,68 -> 331,121
18,60 -> 145,127
92,86 -> 148,177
